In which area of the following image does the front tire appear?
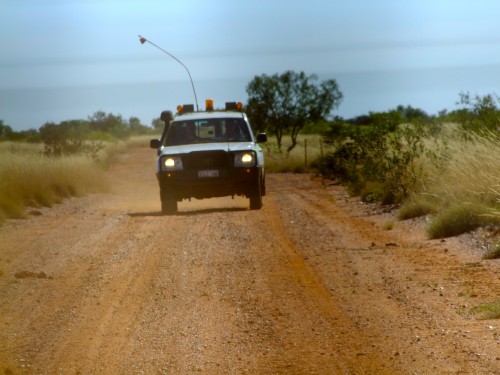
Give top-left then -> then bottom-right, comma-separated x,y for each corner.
249,179 -> 263,210
160,188 -> 178,215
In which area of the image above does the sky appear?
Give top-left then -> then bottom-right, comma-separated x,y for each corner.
2,0 -> 500,131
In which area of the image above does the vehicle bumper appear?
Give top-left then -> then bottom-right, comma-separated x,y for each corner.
157,167 -> 262,200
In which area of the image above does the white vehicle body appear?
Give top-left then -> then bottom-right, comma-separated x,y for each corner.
150,104 -> 267,214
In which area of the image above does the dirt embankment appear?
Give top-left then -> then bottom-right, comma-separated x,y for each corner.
0,147 -> 499,374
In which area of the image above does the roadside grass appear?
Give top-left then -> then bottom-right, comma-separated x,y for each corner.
397,198 -> 437,220
400,127 -> 500,238
427,203 -> 498,239
0,141 -> 44,155
97,135 -> 156,167
263,134 -> 332,173
2,129 -> 499,243
0,142 -> 110,224
0,136 -> 159,224
263,130 -> 499,240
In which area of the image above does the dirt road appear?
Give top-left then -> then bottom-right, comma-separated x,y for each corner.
0,146 -> 499,374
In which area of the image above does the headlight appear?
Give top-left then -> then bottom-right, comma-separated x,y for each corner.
234,151 -> 256,167
161,156 -> 183,171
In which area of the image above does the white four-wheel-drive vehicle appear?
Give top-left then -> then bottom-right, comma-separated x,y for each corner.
150,101 -> 267,214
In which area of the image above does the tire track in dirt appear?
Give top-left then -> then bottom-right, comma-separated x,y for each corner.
2,215 -> 175,373
46,216 -> 172,373
268,174 -> 500,374
263,186 -> 403,373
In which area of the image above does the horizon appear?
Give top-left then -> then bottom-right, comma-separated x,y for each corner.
2,0 -> 500,130
2,64 -> 497,131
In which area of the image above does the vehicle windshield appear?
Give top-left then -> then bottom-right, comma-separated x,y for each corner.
164,118 -> 252,146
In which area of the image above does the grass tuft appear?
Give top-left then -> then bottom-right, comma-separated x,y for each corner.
427,203 -> 499,239
484,241 -> 500,260
398,199 -> 437,220
382,220 -> 394,231
409,128 -> 499,237
470,300 -> 500,319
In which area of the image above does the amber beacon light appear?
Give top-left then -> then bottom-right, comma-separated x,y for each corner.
138,35 -> 199,111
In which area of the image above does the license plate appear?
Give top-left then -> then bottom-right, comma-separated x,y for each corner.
198,169 -> 219,178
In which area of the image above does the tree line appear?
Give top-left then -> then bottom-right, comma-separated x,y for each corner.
244,71 -> 499,152
0,111 -> 159,158
1,70 -> 499,156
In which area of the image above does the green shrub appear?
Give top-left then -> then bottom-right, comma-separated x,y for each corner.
359,181 -> 396,205
313,141 -> 361,183
316,117 -> 499,238
454,92 -> 500,132
315,120 -> 428,204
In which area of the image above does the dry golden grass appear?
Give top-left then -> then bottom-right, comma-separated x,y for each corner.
0,136 -> 159,223
96,135 -> 156,167
263,134 -> 333,173
0,142 -> 109,223
406,126 -> 500,237
418,128 -> 499,206
3,129 -> 498,239
0,141 -> 44,155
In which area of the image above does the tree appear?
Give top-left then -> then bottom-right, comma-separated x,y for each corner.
246,71 -> 343,152
0,119 -> 13,140
455,91 -> 500,131
39,120 -> 103,159
88,111 -> 128,139
128,116 -> 151,135
151,118 -> 164,132
395,105 -> 430,123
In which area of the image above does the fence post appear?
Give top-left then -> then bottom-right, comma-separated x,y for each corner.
304,138 -> 308,168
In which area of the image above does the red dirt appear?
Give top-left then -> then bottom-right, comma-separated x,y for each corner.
0,146 -> 499,374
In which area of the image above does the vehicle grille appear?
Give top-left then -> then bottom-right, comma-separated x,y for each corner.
183,150 -> 232,169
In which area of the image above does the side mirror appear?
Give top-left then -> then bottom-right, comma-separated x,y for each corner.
150,139 -> 161,149
256,133 -> 267,143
